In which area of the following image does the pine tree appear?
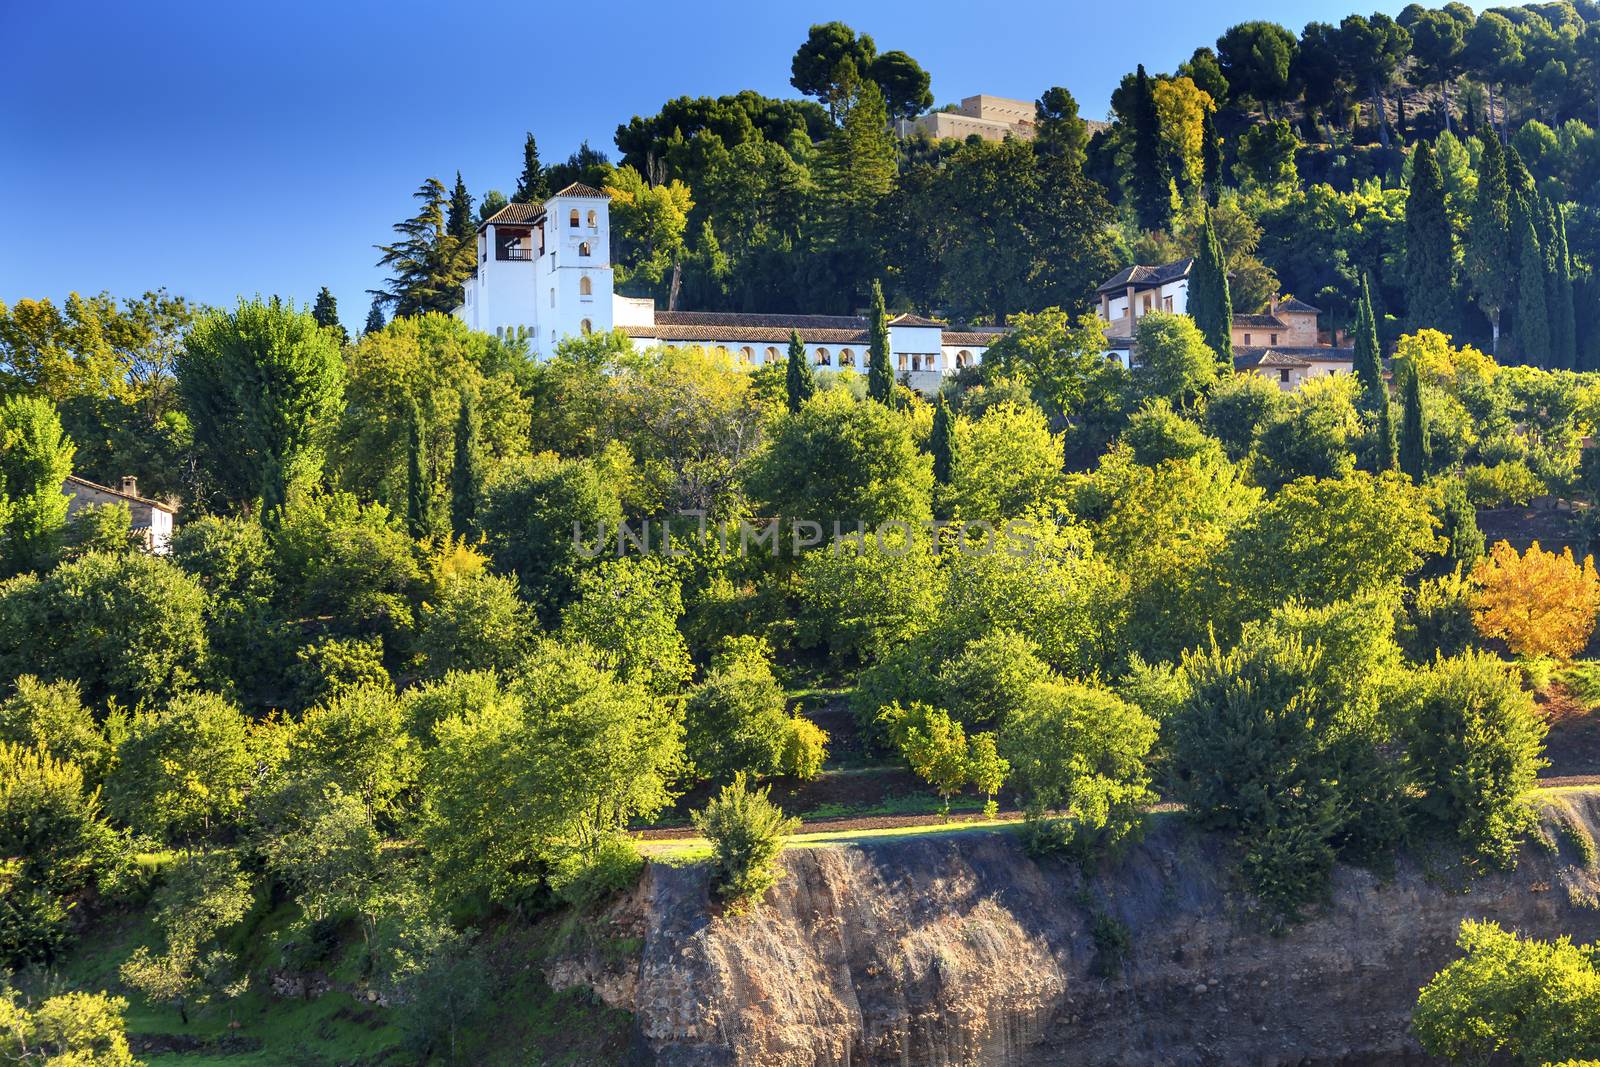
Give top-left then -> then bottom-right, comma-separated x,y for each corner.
1548,198 -> 1578,370
407,401 -> 429,539
930,393 -> 954,485
1405,141 -> 1456,333
311,287 -> 348,346
373,177 -> 475,318
1201,108 -> 1223,206
447,171 -> 474,243
1514,214 -> 1551,367
1189,206 -> 1232,366
1375,393 -> 1398,472
785,330 -> 814,413
1399,364 -> 1430,483
513,133 -> 549,204
364,296 -> 386,336
1130,65 -> 1172,231
1352,274 -> 1385,409
1466,134 -> 1512,353
450,389 -> 481,537
867,280 -> 893,403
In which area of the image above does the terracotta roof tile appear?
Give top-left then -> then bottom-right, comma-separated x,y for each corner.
1233,313 -> 1288,328
1275,296 -> 1320,314
482,202 -> 544,227
550,182 -> 609,199
1096,258 -> 1193,294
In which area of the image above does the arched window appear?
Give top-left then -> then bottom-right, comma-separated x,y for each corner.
586,210 -> 598,227
814,348 -> 830,366
739,346 -> 754,363
550,288 -> 556,308
578,242 -> 591,257
715,345 -> 730,359
580,319 -> 593,335
764,347 -> 780,363
956,350 -> 972,369
579,275 -> 592,296
839,348 -> 856,367
569,208 -> 580,228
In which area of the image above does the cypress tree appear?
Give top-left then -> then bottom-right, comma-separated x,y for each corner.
1201,108 -> 1223,206
1405,141 -> 1456,334
407,401 -> 429,539
785,330 -> 814,413
450,390 -> 481,537
1440,476 -> 1485,574
1130,65 -> 1172,231
1465,134 -> 1512,353
1514,215 -> 1551,367
1352,274 -> 1385,409
930,393 -> 954,485
1190,206 -> 1233,367
447,171 -> 474,243
1549,199 -> 1578,370
1399,364 -> 1430,483
513,133 -> 549,203
364,296 -> 386,336
1375,393 -> 1398,473
312,287 -> 348,345
867,280 -> 893,403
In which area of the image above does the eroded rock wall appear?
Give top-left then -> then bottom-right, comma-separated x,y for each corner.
553,792 -> 1600,1066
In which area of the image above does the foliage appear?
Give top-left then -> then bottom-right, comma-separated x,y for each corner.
177,298 -> 344,512
1472,540 -> 1600,659
683,637 -> 792,782
1400,650 -> 1546,868
0,743 -> 129,965
1415,920 -> 1600,1067
944,401 -> 1066,523
693,772 -> 799,906
0,394 -> 74,576
105,691 -> 253,844
119,850 -> 253,1024
0,552 -> 209,708
479,453 -> 621,617
0,988 -> 137,1067
560,557 -> 692,694
0,677 -> 108,783
1000,681 -> 1156,857
417,569 -> 536,677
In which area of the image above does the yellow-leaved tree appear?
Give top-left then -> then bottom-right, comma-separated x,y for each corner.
1472,539 -> 1600,659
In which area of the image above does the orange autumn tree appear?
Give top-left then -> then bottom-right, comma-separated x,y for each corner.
1472,540 -> 1600,659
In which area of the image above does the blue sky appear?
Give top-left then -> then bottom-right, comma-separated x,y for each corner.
2,0 -> 1424,333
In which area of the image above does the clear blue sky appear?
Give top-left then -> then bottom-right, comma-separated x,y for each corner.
2,0 -> 1426,333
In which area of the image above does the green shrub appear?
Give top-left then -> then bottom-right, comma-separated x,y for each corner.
1400,651 -> 1547,869
684,637 -> 791,781
0,676 -> 109,783
1400,571 -> 1478,661
549,836 -> 645,910
692,772 -> 799,907
779,714 -> 829,780
1463,460 -> 1544,507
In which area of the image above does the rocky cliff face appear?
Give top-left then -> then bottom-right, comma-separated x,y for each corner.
550,792 -> 1600,1066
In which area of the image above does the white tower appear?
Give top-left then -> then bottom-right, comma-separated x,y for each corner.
538,183 -> 614,355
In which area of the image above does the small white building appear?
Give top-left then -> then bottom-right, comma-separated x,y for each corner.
455,188 -> 999,391
62,475 -> 175,553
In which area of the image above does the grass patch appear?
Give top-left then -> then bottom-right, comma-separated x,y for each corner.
1556,660 -> 1600,708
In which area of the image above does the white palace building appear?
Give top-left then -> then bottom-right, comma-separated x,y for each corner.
454,183 -> 1000,392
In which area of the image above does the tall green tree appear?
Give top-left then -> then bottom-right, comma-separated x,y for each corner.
363,297 -> 385,336
512,133 -> 549,204
816,77 -> 896,281
1375,394 -> 1397,473
311,287 -> 346,345
0,395 -> 74,575
447,171 -> 474,243
790,21 -> 877,119
867,280 -> 892,403
1200,107 -> 1223,204
1337,13 -> 1410,148
450,390 -> 480,537
1189,206 -> 1233,365
784,330 -> 814,414
868,50 -> 932,120
1129,65 -> 1172,231
373,178 -> 474,319
177,298 -> 345,513
930,392 -> 954,487
1352,274 -> 1384,409
1035,87 -> 1090,169
406,401 -> 428,539
1399,363 -> 1430,482
1548,199 -> 1578,370
1465,134 -> 1513,353
1514,215 -> 1551,367
1405,141 -> 1456,334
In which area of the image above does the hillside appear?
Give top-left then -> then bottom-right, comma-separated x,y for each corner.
551,791 -> 1600,1066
